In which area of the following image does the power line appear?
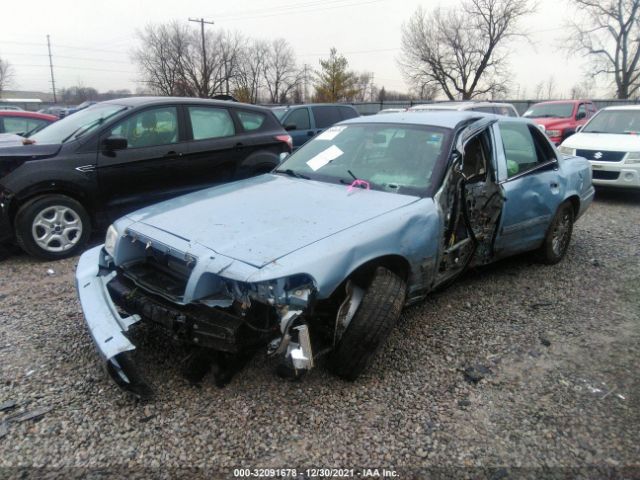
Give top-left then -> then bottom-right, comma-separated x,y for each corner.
12,64 -> 136,74
0,52 -> 132,64
217,0 -> 389,22
0,40 -> 129,55
214,0 -> 364,18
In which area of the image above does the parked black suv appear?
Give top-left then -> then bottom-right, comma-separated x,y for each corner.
0,97 -> 292,259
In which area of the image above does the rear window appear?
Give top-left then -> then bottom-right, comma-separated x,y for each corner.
339,106 -> 358,120
237,110 -> 266,131
312,106 -> 342,129
188,107 -> 235,140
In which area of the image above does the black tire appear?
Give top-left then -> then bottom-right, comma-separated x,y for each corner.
537,201 -> 574,265
329,267 -> 406,381
15,194 -> 91,260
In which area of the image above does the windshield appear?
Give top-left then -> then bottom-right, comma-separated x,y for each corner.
271,107 -> 288,121
582,110 -> 640,134
523,103 -> 574,118
276,123 -> 450,196
29,104 -> 127,144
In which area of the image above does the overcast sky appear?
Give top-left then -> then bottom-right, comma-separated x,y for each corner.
0,0 -> 607,99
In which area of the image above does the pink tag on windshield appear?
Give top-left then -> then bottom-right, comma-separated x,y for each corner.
347,179 -> 370,192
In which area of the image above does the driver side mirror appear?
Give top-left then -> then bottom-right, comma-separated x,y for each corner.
102,135 -> 128,151
576,112 -> 586,120
284,123 -> 297,131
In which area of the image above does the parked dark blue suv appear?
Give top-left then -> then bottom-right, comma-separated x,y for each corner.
271,104 -> 359,149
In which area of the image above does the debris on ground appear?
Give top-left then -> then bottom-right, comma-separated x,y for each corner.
0,400 -> 17,412
12,406 -> 52,423
462,364 -> 492,384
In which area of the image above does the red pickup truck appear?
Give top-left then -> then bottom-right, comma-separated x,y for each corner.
522,100 -> 598,145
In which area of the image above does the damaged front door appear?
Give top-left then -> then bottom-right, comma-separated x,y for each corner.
434,118 -> 505,288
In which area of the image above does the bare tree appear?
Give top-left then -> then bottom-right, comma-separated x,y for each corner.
234,40 -> 270,103
263,38 -> 303,103
399,0 -> 534,100
0,56 -> 13,96
134,22 -> 242,98
566,0 -> 640,99
569,78 -> 596,99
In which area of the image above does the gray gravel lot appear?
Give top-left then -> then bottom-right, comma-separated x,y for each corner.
0,189 -> 639,478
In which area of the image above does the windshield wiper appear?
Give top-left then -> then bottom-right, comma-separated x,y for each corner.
60,118 -> 105,143
275,168 -> 310,180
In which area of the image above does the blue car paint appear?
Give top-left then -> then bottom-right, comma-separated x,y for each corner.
75,111 -> 594,392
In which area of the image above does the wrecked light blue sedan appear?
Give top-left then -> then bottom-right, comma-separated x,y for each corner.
76,111 -> 594,397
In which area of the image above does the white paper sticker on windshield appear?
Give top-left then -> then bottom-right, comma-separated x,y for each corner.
306,145 -> 344,171
316,126 -> 347,141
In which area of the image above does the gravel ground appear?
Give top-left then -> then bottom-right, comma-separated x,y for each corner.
0,189 -> 639,479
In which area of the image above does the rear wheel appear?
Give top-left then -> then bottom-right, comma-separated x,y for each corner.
329,267 -> 406,380
537,201 -> 574,265
15,194 -> 91,260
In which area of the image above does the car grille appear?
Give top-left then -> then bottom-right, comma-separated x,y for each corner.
592,170 -> 620,180
121,247 -> 196,303
577,149 -> 626,162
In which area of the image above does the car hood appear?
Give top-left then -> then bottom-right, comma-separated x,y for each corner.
531,117 -> 574,129
562,132 -> 640,151
0,133 -> 25,147
0,142 -> 62,158
127,174 -> 420,268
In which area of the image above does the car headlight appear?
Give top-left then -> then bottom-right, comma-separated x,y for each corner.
625,152 -> 640,164
546,129 -> 562,137
558,146 -> 576,156
104,224 -> 118,257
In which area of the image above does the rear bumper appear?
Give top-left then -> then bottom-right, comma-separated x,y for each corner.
75,245 -> 151,397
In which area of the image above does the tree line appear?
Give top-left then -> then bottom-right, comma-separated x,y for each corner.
1,0 -> 638,102
133,22 -> 383,104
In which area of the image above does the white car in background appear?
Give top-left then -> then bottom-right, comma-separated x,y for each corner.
559,106 -> 640,189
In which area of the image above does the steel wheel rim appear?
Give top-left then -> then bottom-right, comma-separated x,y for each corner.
551,211 -> 571,256
31,205 -> 83,253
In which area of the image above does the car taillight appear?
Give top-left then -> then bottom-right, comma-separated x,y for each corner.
275,134 -> 293,152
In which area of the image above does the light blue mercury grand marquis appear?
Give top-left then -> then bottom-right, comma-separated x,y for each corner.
76,111 -> 594,397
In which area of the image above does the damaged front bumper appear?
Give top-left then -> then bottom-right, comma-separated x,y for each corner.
76,245 -> 318,396
76,245 -> 152,398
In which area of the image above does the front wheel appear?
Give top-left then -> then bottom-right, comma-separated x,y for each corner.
15,194 -> 91,260
329,267 -> 406,381
537,201 -> 574,265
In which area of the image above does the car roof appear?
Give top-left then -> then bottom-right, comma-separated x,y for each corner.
101,96 -> 271,112
270,103 -> 357,109
411,101 -> 515,110
0,110 -> 57,120
530,100 -> 589,105
340,110 -> 531,129
601,105 -> 640,111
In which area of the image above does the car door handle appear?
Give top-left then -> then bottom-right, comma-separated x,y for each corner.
550,181 -> 559,188
164,151 -> 182,158
235,142 -> 244,150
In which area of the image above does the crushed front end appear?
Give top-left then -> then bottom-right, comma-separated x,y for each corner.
75,226 -> 318,397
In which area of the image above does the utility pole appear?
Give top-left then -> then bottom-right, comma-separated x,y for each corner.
46,35 -> 57,103
188,17 -> 214,97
